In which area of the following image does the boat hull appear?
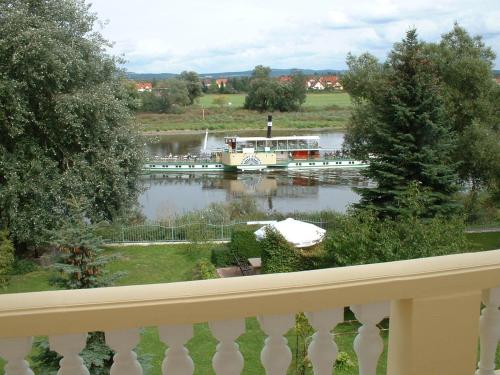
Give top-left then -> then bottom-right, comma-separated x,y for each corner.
143,159 -> 368,173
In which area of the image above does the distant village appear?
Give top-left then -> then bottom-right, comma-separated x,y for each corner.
134,74 -> 344,93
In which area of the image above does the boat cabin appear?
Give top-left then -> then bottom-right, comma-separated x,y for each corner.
224,135 -> 320,160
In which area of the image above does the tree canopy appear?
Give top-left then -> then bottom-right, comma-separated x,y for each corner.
343,29 -> 460,218
0,0 -> 144,250
343,25 -> 500,215
179,71 -> 203,104
244,66 -> 307,112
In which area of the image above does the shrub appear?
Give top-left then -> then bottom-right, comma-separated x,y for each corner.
0,229 -> 14,287
210,247 -> 235,267
229,228 -> 261,260
260,227 -> 301,274
193,259 -> 218,280
12,258 -> 39,275
324,208 -> 467,267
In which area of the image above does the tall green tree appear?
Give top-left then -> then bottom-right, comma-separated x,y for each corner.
427,24 -> 500,193
244,66 -> 306,112
179,71 -> 202,104
344,25 -> 500,212
344,30 -> 460,218
0,0 -> 144,252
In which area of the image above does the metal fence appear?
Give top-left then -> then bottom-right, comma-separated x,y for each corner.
99,218 -> 334,244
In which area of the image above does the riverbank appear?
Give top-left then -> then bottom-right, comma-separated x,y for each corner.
137,93 -> 352,134
141,126 -> 348,136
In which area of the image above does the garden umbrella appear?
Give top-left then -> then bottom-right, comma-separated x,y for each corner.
254,218 -> 326,248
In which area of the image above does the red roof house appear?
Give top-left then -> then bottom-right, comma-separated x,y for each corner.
135,82 -> 153,92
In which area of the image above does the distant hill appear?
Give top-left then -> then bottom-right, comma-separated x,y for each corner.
127,68 -> 346,81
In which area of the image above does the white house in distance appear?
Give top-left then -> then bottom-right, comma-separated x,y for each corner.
306,75 -> 343,90
135,82 -> 153,92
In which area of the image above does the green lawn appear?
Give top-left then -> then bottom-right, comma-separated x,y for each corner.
1,232 -> 498,374
138,93 -> 352,133
197,92 -> 351,109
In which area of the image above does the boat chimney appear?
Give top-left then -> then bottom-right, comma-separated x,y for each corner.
267,115 -> 272,138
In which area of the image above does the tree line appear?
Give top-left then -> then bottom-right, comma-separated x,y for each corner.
137,65 -> 308,113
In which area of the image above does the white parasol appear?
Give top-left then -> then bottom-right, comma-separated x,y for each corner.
254,218 -> 326,248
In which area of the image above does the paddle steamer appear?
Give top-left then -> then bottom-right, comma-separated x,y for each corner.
144,116 -> 368,173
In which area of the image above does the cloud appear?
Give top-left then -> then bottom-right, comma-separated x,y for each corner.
89,0 -> 500,72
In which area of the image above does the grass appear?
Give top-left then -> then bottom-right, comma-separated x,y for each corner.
1,232 -> 498,374
138,93 -> 352,133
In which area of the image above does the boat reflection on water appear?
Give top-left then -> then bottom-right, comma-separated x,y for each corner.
139,169 -> 372,219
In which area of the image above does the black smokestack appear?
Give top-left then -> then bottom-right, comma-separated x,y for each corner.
267,114 -> 272,138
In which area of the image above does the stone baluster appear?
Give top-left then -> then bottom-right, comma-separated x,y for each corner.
257,313 -> 295,375
305,308 -> 344,375
105,328 -> 143,375
350,301 -> 390,375
477,287 -> 500,375
209,318 -> 245,375
0,336 -> 34,375
49,333 -> 90,375
159,324 -> 194,375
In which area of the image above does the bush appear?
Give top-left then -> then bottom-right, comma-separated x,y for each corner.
193,259 -> 218,280
210,247 -> 235,267
12,258 -> 39,275
0,229 -> 15,287
230,228 -> 261,260
260,227 -> 301,274
324,208 -> 467,267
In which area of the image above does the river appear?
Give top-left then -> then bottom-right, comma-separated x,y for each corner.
139,130 -> 369,220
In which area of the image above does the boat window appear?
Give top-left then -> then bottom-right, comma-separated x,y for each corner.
309,163 -> 314,165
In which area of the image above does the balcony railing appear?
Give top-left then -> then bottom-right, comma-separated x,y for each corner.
1,249 -> 500,375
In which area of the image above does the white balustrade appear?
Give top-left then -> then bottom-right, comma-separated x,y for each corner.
106,328 -> 143,375
305,308 -> 344,375
209,318 -> 245,375
258,313 -> 295,375
159,324 -> 194,375
351,301 -> 390,375
49,333 -> 90,375
0,337 -> 34,375
477,287 -> 500,375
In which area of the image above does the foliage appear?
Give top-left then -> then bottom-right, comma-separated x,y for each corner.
193,258 -> 218,280
335,351 -> 355,371
426,24 -> 500,192
0,0 -> 144,251
34,222 -> 118,373
260,227 -> 301,274
141,78 -> 192,113
344,24 -> 500,216
49,224 -> 123,289
344,29 -> 460,218
0,229 -> 14,287
244,66 -> 307,112
229,228 -> 261,260
212,95 -> 229,107
33,332 -> 113,375
210,246 -> 235,267
324,186 -> 467,267
179,71 -> 203,104
11,258 -> 39,275
293,312 -> 313,375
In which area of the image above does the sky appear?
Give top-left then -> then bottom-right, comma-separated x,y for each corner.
88,0 -> 500,73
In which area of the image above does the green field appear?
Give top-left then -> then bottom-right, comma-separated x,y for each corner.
198,92 -> 352,109
1,232 -> 499,374
138,93 -> 352,133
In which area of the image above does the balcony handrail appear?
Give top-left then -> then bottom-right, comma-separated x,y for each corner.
1,249 -> 500,339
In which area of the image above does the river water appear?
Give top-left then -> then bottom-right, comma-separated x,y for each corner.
140,130 -> 369,220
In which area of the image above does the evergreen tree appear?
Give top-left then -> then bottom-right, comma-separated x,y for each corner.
347,30 -> 460,218
33,222 -> 124,374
